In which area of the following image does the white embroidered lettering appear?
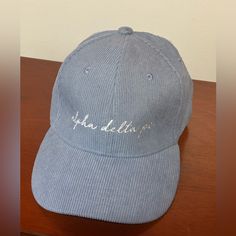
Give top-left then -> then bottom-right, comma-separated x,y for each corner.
71,112 -> 152,138
72,112 -> 97,130
101,120 -> 116,132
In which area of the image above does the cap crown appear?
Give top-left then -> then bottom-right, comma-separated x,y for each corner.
50,28 -> 193,157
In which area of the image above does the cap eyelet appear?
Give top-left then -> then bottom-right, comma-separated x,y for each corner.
84,66 -> 91,74
146,73 -> 153,81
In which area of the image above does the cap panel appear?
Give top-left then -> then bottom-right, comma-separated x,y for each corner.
135,32 -> 185,77
108,35 -> 182,155
50,31 -> 115,126
136,32 -> 193,138
53,33 -> 128,156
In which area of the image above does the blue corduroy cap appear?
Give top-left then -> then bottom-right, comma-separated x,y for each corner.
31,26 -> 193,224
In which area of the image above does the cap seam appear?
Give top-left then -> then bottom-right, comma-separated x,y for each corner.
108,35 -> 128,154
50,126 -> 177,159
51,32 -> 116,128
133,34 -> 184,140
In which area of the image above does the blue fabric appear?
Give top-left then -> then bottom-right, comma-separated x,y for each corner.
32,128 -> 180,224
32,27 -> 193,224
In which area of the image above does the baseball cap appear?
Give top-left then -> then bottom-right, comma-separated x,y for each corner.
31,26 -> 193,224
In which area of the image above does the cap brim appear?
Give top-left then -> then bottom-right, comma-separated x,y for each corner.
31,128 -> 180,224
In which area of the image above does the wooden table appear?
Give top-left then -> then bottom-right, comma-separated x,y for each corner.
21,57 -> 216,236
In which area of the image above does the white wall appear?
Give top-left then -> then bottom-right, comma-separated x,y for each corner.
21,0 -> 216,82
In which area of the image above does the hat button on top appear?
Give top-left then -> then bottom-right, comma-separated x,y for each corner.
118,26 -> 133,35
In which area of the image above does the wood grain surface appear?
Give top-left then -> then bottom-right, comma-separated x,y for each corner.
21,57 -> 216,236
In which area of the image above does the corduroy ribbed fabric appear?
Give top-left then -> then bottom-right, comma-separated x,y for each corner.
32,26 -> 193,224
32,128 -> 180,224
